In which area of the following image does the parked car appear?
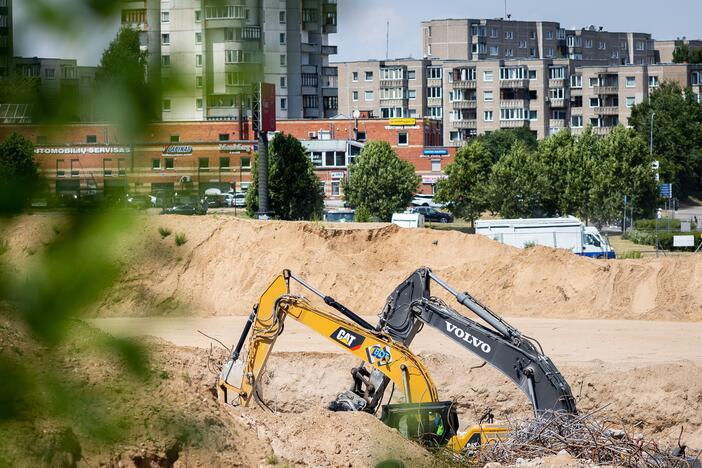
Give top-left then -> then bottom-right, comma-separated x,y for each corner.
323,209 -> 355,222
162,201 -> 207,215
410,194 -> 446,208
232,192 -> 246,208
126,193 -> 156,209
411,206 -> 454,223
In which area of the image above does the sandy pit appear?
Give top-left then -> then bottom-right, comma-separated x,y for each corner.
2,213 -> 702,467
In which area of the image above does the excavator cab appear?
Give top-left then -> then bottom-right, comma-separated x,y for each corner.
380,401 -> 459,447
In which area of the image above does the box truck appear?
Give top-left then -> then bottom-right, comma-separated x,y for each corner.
475,217 -> 615,259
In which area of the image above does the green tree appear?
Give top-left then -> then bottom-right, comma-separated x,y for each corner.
474,127 -> 538,162
434,141 -> 492,226
487,141 -> 549,218
94,27 -> 156,133
536,130 -> 576,216
589,126 -> 659,224
692,48 -> 702,64
0,133 -> 40,214
245,133 -> 323,220
342,141 -> 419,221
629,82 -> 702,196
672,44 -> 690,63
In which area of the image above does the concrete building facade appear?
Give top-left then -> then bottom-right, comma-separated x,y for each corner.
655,39 -> 702,63
120,0 -> 338,122
0,0 -> 10,79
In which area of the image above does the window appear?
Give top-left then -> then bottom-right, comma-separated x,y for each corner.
161,11 -> 170,23
279,76 -> 286,89
530,31 -> 536,40
195,10 -> 201,21
611,50 -> 619,59
205,5 -> 245,19
519,40 -> 527,49
636,41 -> 645,51
691,71 -> 701,85
552,110 -> 566,120
398,132 -> 408,145
546,31 -> 553,40
70,159 -> 79,177
489,46 -> 499,56
161,33 -> 170,45
626,96 -> 635,108
431,160 -> 441,172
198,157 -> 209,171
557,29 -> 566,39
504,30 -> 513,40
352,71 -> 358,81
648,76 -> 659,88
408,70 -> 416,80
549,88 -> 565,100
151,159 -> 160,170
589,77 -> 599,88
625,76 -> 635,88
428,107 -> 442,118
483,71 -> 493,82
279,33 -> 286,44
118,159 -> 127,176
427,87 -> 441,98
331,181 -> 340,196
280,55 -> 286,66
500,67 -> 525,80
590,117 -> 601,127
280,98 -> 287,110
484,90 -> 493,102
86,135 -> 97,143
311,152 -> 322,166
279,11 -> 286,23
165,158 -> 174,170
103,159 -> 113,177
196,98 -> 203,110
196,54 -> 202,67
500,108 -> 527,121
621,40 -> 628,50
545,47 -> 555,58
529,110 -> 538,121
597,41 -> 606,50
45,68 -> 55,80
472,43 -> 486,54
490,28 -> 498,38
241,157 -> 251,169
589,97 -> 600,108
162,99 -> 171,111
364,90 -> 374,101
170,135 -> 179,143
220,157 -> 230,170
365,71 -> 373,81
505,48 -> 514,57
56,159 -> 65,177
408,89 -> 416,100
567,36 -> 581,47
528,70 -> 537,80
570,74 -> 582,88
219,133 -> 230,142
352,91 -> 358,101
426,67 -> 442,80
585,39 -> 593,48
161,55 -> 170,67
529,47 -> 536,57
195,32 -> 202,43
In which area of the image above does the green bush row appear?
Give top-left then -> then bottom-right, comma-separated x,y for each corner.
624,229 -> 700,250
634,218 -> 685,231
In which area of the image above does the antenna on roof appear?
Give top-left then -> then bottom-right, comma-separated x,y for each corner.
386,20 -> 390,59
504,0 -> 508,20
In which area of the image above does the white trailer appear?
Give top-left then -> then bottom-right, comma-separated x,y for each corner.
475,217 -> 616,259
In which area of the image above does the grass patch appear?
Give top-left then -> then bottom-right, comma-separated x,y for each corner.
158,227 -> 172,238
265,453 -> 279,465
619,250 -> 642,259
174,233 -> 187,246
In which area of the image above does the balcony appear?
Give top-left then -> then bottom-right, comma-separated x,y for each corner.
596,106 -> 619,115
380,78 -> 406,87
301,42 -> 319,54
501,99 -> 529,109
322,87 -> 338,97
500,119 -> 529,128
321,66 -> 338,77
452,100 -> 477,109
379,98 -> 408,107
592,126 -> 612,136
549,98 -> 566,108
207,108 -> 242,119
453,80 -> 477,89
593,85 -> 618,95
301,64 -> 317,74
550,119 -> 565,128
121,9 -> 147,31
242,26 -> 261,41
451,120 -> 477,129
500,79 -> 529,88
321,45 -> 338,55
548,78 -> 566,88
303,108 -> 321,118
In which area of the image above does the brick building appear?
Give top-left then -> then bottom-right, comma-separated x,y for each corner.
0,116 -> 450,200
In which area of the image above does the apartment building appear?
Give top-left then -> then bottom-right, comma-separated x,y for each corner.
120,0 -> 338,122
0,0 -> 11,79
421,18 -> 655,65
655,39 -> 702,63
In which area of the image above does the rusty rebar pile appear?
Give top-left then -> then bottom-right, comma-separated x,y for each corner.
475,411 -> 699,467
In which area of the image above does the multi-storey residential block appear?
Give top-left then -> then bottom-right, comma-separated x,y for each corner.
0,0 -> 12,79
655,39 -> 702,63
120,0 -> 338,122
421,18 -> 656,65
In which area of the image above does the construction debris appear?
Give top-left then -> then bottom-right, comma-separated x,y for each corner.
476,411 -> 701,468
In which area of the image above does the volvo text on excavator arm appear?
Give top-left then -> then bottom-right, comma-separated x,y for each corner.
377,267 -> 578,419
218,270 -> 459,447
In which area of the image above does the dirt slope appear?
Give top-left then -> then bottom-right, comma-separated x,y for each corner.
5,214 -> 702,321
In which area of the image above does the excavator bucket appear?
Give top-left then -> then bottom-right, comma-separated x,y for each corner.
380,401 -> 459,448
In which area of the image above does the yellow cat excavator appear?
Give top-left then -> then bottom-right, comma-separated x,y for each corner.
218,270 -> 506,449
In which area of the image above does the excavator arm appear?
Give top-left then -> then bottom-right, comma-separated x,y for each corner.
378,267 -> 577,416
218,271 -> 440,412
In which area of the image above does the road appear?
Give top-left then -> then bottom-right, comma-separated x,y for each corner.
90,316 -> 702,369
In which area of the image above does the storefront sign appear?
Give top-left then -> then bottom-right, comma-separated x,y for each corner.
330,172 -> 345,179
421,174 -> 448,184
384,125 -> 420,130
163,145 -> 192,155
422,149 -> 449,157
389,118 -> 416,127
219,144 -> 253,153
34,146 -> 130,155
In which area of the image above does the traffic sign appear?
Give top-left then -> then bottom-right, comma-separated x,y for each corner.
660,183 -> 672,199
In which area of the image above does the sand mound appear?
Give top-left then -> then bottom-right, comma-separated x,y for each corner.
6,214 -> 702,321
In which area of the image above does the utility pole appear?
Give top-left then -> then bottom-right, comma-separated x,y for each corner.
650,111 -> 656,159
386,20 -> 390,60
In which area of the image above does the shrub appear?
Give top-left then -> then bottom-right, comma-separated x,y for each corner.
619,250 -> 643,259
174,233 -> 187,246
523,241 -> 537,249
354,206 -> 370,223
634,218 -> 682,231
158,226 -> 172,238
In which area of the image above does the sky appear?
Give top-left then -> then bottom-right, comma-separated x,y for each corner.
13,0 -> 702,66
